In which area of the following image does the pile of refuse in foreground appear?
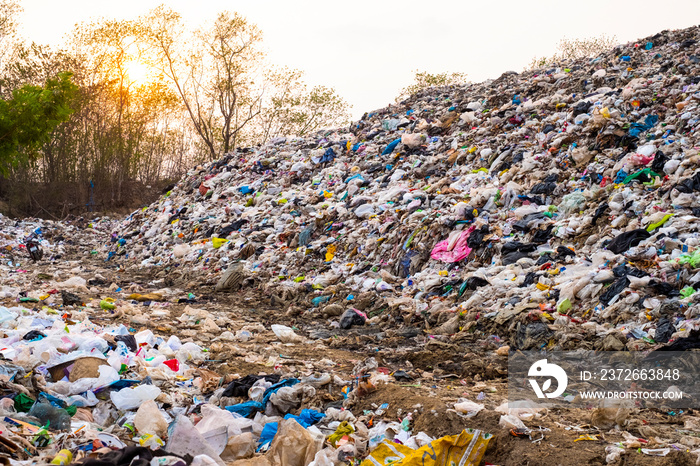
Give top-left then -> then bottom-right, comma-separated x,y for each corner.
2,24 -> 700,466
0,214 -> 498,465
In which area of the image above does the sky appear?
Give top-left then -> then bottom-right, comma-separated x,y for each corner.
17,0 -> 700,119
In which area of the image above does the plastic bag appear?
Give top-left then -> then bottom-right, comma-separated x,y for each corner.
134,400 -> 168,437
0,307 -> 18,324
56,276 -> 87,289
558,192 -> 586,216
64,364 -> 120,395
110,384 -> 161,411
495,400 -> 546,420
225,432 -> 257,461
238,419 -> 323,466
453,400 -> 484,418
29,402 -> 71,431
166,415 -> 225,466
360,429 -> 491,466
498,414 -> 527,430
267,384 -> 315,415
430,226 -> 476,263
271,324 -> 304,344
339,309 -> 366,329
355,204 -> 376,218
195,404 -> 254,437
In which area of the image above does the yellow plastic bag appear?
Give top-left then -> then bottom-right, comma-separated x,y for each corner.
100,298 -> 116,310
360,429 -> 491,466
325,244 -> 337,262
212,237 -> 228,249
139,433 -> 164,448
328,420 -> 354,447
128,293 -> 164,302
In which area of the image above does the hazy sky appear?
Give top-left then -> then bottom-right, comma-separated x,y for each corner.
18,0 -> 700,119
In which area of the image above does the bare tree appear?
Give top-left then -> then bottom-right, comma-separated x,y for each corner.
146,6 -> 264,159
0,0 -> 22,96
253,67 -> 351,144
395,70 -> 468,103
527,35 -> 618,69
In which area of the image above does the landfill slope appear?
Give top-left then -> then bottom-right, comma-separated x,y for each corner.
114,25 -> 700,354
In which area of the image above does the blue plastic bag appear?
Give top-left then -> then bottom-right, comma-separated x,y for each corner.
284,409 -> 325,428
382,138 -> 401,155
257,422 -> 278,451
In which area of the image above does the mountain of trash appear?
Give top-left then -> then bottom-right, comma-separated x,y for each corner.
112,25 -> 700,352
4,24 -> 700,466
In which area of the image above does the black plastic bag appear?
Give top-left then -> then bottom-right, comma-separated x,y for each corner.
530,182 -> 556,195
600,277 -> 629,305
340,309 -> 366,329
655,317 -> 675,343
607,229 -> 651,254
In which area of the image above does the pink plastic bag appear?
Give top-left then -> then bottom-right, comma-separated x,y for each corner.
430,226 -> 476,263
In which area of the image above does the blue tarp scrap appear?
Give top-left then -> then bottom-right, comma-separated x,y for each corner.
256,410 -> 325,452
261,378 -> 299,407
614,169 -> 628,184
225,400 -> 262,418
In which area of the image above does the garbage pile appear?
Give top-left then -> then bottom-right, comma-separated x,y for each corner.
3,24 -> 700,466
112,26 -> 700,353
0,215 -> 66,271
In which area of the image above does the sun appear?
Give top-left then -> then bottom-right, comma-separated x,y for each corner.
124,59 -> 151,84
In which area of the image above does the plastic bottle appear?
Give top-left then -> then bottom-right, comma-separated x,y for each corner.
50,450 -> 72,465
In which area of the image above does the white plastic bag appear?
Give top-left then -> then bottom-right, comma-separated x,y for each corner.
0,307 -> 18,325
354,204 -> 375,218
453,400 -> 484,418
110,384 -> 161,411
271,324 -> 304,344
499,414 -> 527,430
